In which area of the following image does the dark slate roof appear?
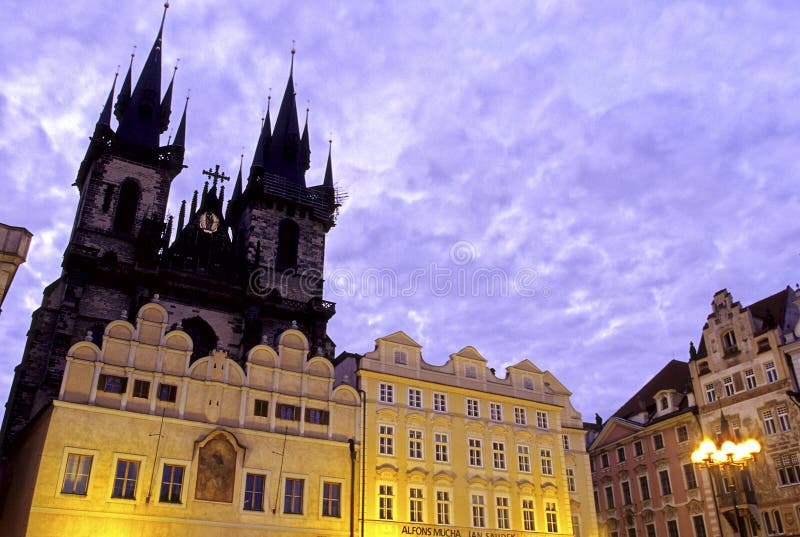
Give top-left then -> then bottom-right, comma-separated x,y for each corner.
746,287 -> 789,335
612,359 -> 690,419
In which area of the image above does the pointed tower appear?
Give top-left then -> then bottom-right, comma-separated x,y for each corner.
264,47 -> 305,187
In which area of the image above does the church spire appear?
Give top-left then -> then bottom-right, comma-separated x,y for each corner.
300,105 -> 310,171
116,3 -> 168,149
173,94 -> 188,148
265,45 -> 305,187
250,94 -> 272,176
114,50 -> 134,122
160,62 -> 178,134
98,70 -> 119,127
323,139 -> 334,188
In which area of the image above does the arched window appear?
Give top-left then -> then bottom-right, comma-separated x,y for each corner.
179,316 -> 218,363
113,179 -> 140,234
276,219 -> 299,270
722,330 -> 737,354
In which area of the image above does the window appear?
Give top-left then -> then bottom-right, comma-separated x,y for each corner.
546,502 -> 558,532
254,399 -> 269,417
102,183 -> 115,212
639,474 -> 650,500
621,480 -> 632,504
683,463 -> 697,489
604,485 -> 615,509
284,478 -> 304,514
433,393 -> 447,412
276,219 -> 299,270
158,383 -> 177,403
523,499 -> 536,530
563,434 -> 571,451
676,425 -> 689,443
466,398 -> 480,417
471,494 -> 486,527
409,429 -> 423,459
693,515 -> 707,537
601,452 -> 610,468
322,481 -> 341,517
394,350 -> 407,364
536,410 -> 549,429
113,179 -> 140,234
409,487 -> 424,522
244,473 -> 266,511
646,524 -> 657,537
763,510 -> 784,535
567,468 -> 576,492
775,453 -> 800,485
112,459 -> 139,499
490,402 -> 503,421
698,361 -> 710,375
722,330 -> 737,352
594,489 -> 600,512
132,379 -> 150,398
660,396 -> 668,410
97,373 -> 127,394
763,410 -> 777,435
492,441 -> 506,470
778,406 -> 791,432
757,338 -> 771,353
659,469 -> 672,495
379,383 -> 394,403
541,448 -> 554,475
277,403 -> 300,421
436,490 -> 451,525
745,368 -> 757,390
408,388 -> 422,408
434,433 -> 449,463
634,440 -> 644,457
629,528 -> 638,537
723,376 -> 734,397
465,365 -> 477,378
61,453 -> 93,495
305,408 -> 329,425
653,433 -> 665,451
160,464 -> 184,503
514,406 -> 527,425
667,520 -> 679,537
705,383 -> 716,403
765,361 -> 778,383
617,446 -> 626,463
379,425 -> 394,456
379,485 -> 394,520
468,438 -> 483,467
523,377 -> 534,390
496,497 -> 510,529
517,444 -> 531,472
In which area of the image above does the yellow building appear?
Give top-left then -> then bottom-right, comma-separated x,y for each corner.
337,331 -> 598,537
1,301 -> 361,536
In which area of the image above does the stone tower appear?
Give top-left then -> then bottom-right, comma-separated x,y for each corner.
1,7 -> 340,451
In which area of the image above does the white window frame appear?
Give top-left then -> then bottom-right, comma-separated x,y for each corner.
777,406 -> 791,432
517,444 -> 531,473
495,495 -> 511,529
490,402 -> 503,422
541,448 -> 554,476
492,441 -> 507,470
434,432 -> 449,463
744,368 -> 757,390
765,361 -> 778,383
468,438 -> 483,467
378,424 -> 395,456
514,406 -> 527,425
433,392 -> 448,412
466,397 -> 480,418
407,388 -> 422,408
536,410 -> 549,429
408,428 -> 424,459
379,383 -> 395,404
436,488 -> 452,525
471,493 -> 487,528
409,486 -> 424,523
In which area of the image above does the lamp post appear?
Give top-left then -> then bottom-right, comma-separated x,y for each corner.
691,433 -> 761,537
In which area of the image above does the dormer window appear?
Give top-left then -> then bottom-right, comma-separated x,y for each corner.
523,377 -> 534,390
722,330 -> 738,354
660,397 -> 668,410
393,350 -> 407,365
465,365 -> 477,379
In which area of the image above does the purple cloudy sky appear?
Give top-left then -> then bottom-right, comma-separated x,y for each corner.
1,1 -> 798,423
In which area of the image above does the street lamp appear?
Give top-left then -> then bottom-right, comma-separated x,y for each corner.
691,422 -> 761,537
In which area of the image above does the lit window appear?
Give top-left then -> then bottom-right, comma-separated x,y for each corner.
490,402 -> 503,421
496,496 -> 510,529
277,403 -> 300,421
471,494 -> 486,528
284,478 -> 304,514
778,406 -> 791,432
653,433 -> 665,451
61,453 -> 93,495
112,459 -> 139,499
244,473 -> 266,511
763,410 -> 777,435
705,383 -> 716,403
160,464 -> 184,503
765,361 -> 778,383
409,487 -> 424,522
492,441 -> 506,470
305,408 -> 329,425
536,410 -> 549,429
514,407 -> 527,425
379,485 -> 394,520
409,429 -> 423,459
617,446 -> 626,462
541,448 -> 554,476
322,481 -> 341,517
408,388 -> 422,408
434,433 -> 449,463
254,399 -> 269,417
744,368 -> 757,390
433,393 -> 447,412
379,425 -> 394,456
659,469 -> 672,495
723,376 -> 734,397
683,463 -> 697,489
546,502 -> 558,532
523,499 -> 536,530
132,379 -> 150,398
468,438 -> 483,467
436,490 -> 451,525
379,383 -> 394,403
567,468 -> 576,492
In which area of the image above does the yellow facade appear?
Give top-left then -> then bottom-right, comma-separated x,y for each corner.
350,331 -> 598,537
1,301 -> 361,537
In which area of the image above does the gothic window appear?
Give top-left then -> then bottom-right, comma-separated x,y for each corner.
179,316 -> 217,363
276,219 -> 300,270
113,179 -> 140,234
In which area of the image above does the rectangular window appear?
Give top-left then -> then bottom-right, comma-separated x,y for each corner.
159,464 -> 184,503
523,499 -> 536,530
409,487 -> 424,522
757,338 -> 771,353
97,373 -> 127,394
653,433 -> 665,451
434,433 -> 449,463
466,398 -> 480,417
621,480 -> 632,505
537,410 -> 549,429
465,365 -> 477,378
617,446 -> 626,463
634,440 -> 644,457
254,399 -> 269,417
409,429 -> 423,459
546,502 -> 558,533
158,383 -> 177,402
518,444 -> 531,472
277,403 -> 300,421
601,452 -> 610,468
683,463 -> 698,489
777,406 -> 791,432
468,438 -> 483,467
567,468 -> 576,492
132,379 -> 150,398
541,448 -> 554,475
659,469 -> 672,495
492,441 -> 506,470
244,473 -> 266,511
394,350 -> 407,364
745,368 -> 757,390
436,490 -> 451,525
379,485 -> 394,520
563,434 -> 571,451
496,496 -> 510,529
692,515 -> 707,537
112,459 -> 139,499
765,361 -> 778,383
305,408 -> 330,425
514,406 -> 527,425
379,425 -> 394,456
408,388 -> 422,408
705,383 -> 716,403
667,520 -> 679,537
594,489 -> 600,512
775,453 -> 800,485
490,402 -> 503,421
639,474 -> 650,500
471,494 -> 486,528
379,383 -> 394,403
322,481 -> 341,517
433,393 -> 447,412
629,529 -> 637,537
605,485 -> 615,509
646,524 -> 657,537
763,410 -> 777,435
284,478 -> 304,514
61,453 -> 93,495
723,376 -> 734,397
676,425 -> 689,443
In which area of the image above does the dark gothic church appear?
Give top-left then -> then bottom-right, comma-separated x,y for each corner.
0,6 -> 341,452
